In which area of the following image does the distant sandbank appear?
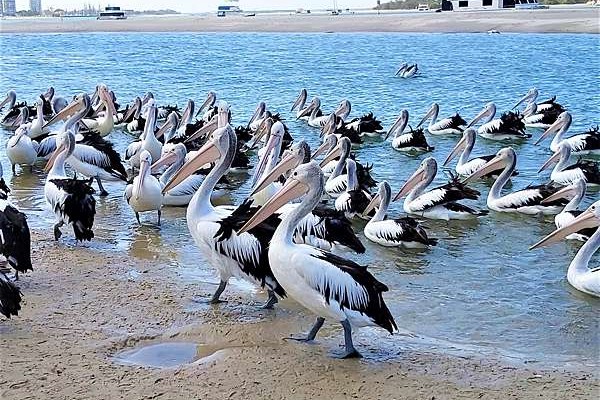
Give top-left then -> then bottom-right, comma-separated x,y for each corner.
0,8 -> 598,34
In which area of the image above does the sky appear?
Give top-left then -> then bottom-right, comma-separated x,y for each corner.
15,0 -> 379,13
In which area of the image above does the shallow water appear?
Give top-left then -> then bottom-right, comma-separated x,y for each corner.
0,32 -> 598,368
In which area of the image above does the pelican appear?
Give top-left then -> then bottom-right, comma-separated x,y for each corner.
320,113 -> 362,145
0,164 -> 32,280
125,150 -> 163,224
395,62 -> 408,76
44,130 -> 96,241
2,106 -> 28,130
196,91 -> 218,122
541,179 -> 596,242
396,63 -> 418,78
535,112 -> 600,155
248,102 -> 267,132
125,104 -> 162,172
0,90 -> 18,126
343,111 -> 384,138
26,96 -> 49,139
334,159 -> 372,219
312,134 -> 339,176
443,128 -> 514,178
323,137 -> 352,198
362,181 -> 437,248
237,161 -> 397,358
513,88 -> 565,129
464,147 -> 567,215
297,97 -> 346,128
530,201 -> 600,298
0,271 -> 22,318
467,102 -> 529,141
385,110 -> 434,152
251,121 -> 286,206
538,142 -> 600,186
416,102 -> 466,135
290,88 -> 313,120
6,126 -> 38,173
394,158 -> 485,220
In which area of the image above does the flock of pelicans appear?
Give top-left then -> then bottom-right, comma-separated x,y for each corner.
0,84 -> 599,358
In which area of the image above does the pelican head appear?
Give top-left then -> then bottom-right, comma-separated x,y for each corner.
248,101 -> 266,125
43,86 -> 55,101
530,200 -> 600,250
142,91 -> 154,105
513,87 -> 538,110
136,150 -> 154,199
538,142 -> 570,173
0,90 -> 17,111
44,92 -> 90,128
385,109 -> 409,140
395,62 -> 408,76
197,91 -> 217,117
251,121 -> 285,187
416,102 -> 439,128
393,157 -> 437,201
152,143 -> 186,173
467,102 -> 496,128
443,128 -> 477,166
13,107 -> 29,127
312,133 -> 338,161
541,178 -> 586,205
464,147 -> 515,183
319,136 -> 351,167
523,100 -> 537,117
363,180 -> 391,217
157,111 -> 180,141
535,111 -> 572,145
335,99 -> 351,120
291,88 -> 308,112
238,161 -> 324,235
44,129 -> 76,172
10,125 -> 31,148
320,113 -> 338,137
251,140 -> 310,196
296,97 -> 320,119
185,100 -> 230,144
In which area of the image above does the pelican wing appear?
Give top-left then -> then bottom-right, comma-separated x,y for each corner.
37,136 -> 57,158
0,271 -> 22,318
566,133 -> 600,152
0,204 -> 32,273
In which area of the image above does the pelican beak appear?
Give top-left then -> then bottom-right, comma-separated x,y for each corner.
466,106 -> 491,128
415,104 -> 435,129
246,118 -> 271,150
250,132 -> 278,187
513,91 -> 534,110
535,118 -> 563,145
0,94 -> 9,110
155,118 -> 174,140
311,139 -> 334,161
162,139 -> 221,193
395,64 -> 406,76
541,184 -> 577,205
334,100 -> 350,119
385,112 -> 408,140
361,192 -> 381,217
44,141 -> 67,173
393,167 -> 425,201
296,102 -> 314,119
151,151 -> 177,173
538,150 -> 561,173
44,98 -> 83,128
320,114 -> 336,138
179,100 -> 193,127
185,116 -> 217,143
121,102 -> 138,123
251,151 -> 300,196
238,177 -> 309,235
443,134 -> 468,166
196,92 -> 215,117
248,102 -> 265,126
529,208 -> 598,250
136,159 -> 150,200
291,89 -> 307,112
463,155 -> 504,184
319,141 -> 343,167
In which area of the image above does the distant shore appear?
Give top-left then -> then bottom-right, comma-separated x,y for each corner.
0,8 -> 598,34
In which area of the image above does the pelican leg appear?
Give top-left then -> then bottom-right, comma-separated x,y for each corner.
340,319 -> 362,359
14,271 -> 19,281
209,280 -> 228,304
53,221 -> 64,241
286,317 -> 325,342
11,164 -> 16,174
261,289 -> 278,309
157,210 -> 161,226
135,212 -> 141,225
95,177 -> 109,197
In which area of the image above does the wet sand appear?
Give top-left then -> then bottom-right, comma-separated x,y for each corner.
0,8 -> 599,34
0,230 -> 596,400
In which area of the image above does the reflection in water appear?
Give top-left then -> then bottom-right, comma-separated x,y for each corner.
0,32 -> 599,367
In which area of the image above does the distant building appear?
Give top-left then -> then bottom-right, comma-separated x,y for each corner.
30,0 -> 42,14
3,0 -> 16,16
449,0 -> 514,9
0,1 -> 3,16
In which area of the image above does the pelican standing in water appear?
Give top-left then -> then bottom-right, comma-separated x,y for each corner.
535,112 -> 600,155
385,110 -> 434,153
538,142 -> 600,186
125,150 -> 163,224
464,147 -> 567,215
6,126 -> 38,173
416,102 -> 466,135
530,201 -> 600,298
125,104 -> 162,172
238,162 -> 397,358
394,158 -> 486,220
362,181 -> 437,248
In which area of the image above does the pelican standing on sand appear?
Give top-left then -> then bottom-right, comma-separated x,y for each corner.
125,150 -> 163,224
238,161 -> 397,358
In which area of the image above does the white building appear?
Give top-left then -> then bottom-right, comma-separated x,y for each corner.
30,0 -> 42,14
449,0 -> 509,9
3,0 -> 16,16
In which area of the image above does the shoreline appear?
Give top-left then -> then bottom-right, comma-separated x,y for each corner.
0,230 -> 597,400
0,8 -> 599,34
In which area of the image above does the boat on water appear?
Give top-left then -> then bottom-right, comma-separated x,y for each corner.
97,6 -> 127,20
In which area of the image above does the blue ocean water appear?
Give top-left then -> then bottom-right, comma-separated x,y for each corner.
0,32 -> 598,367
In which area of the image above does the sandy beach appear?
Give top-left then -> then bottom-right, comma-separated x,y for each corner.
0,229 -> 596,400
0,8 -> 599,34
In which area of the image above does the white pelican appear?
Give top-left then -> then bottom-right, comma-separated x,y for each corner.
0,271 -> 22,318
125,104 -> 162,172
44,130 -> 96,241
26,97 -> 49,139
320,113 -> 363,145
416,102 -> 466,135
334,159 -> 372,219
362,181 -> 437,248
385,110 -> 434,153
248,102 -> 267,132
0,90 -> 18,126
538,143 -> 600,186
535,112 -> 600,155
443,128 -> 512,178
464,147 -> 567,215
396,63 -> 418,78
237,161 -> 397,358
0,164 -> 32,280
394,158 -> 485,220
541,179 -> 596,242
297,97 -> 346,128
6,126 -> 38,173
125,150 -> 163,224
251,121 -> 286,206
312,134 -> 338,177
530,200 -> 600,298
162,121 -> 286,307
290,88 -> 311,120
196,91 -> 217,122
466,102 -> 530,141
343,111 -> 384,138
513,88 -> 565,129
323,137 -> 352,198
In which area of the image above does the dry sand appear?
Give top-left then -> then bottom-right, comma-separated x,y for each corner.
0,8 -> 599,34
0,230 -> 597,400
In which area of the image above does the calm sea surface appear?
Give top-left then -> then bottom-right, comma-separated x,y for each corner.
0,32 -> 598,367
